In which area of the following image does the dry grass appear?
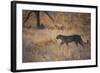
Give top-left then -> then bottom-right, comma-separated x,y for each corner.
22,28 -> 90,63
22,11 -> 91,63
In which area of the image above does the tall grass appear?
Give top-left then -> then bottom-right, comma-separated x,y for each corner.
22,11 -> 91,63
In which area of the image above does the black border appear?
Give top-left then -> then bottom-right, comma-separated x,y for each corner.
11,1 -> 98,72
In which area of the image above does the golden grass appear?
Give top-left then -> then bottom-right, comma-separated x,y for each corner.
22,11 -> 91,63
22,28 -> 91,63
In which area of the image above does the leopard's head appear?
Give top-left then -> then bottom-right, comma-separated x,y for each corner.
56,35 -> 63,39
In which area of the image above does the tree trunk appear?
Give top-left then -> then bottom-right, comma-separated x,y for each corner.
35,11 -> 41,28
